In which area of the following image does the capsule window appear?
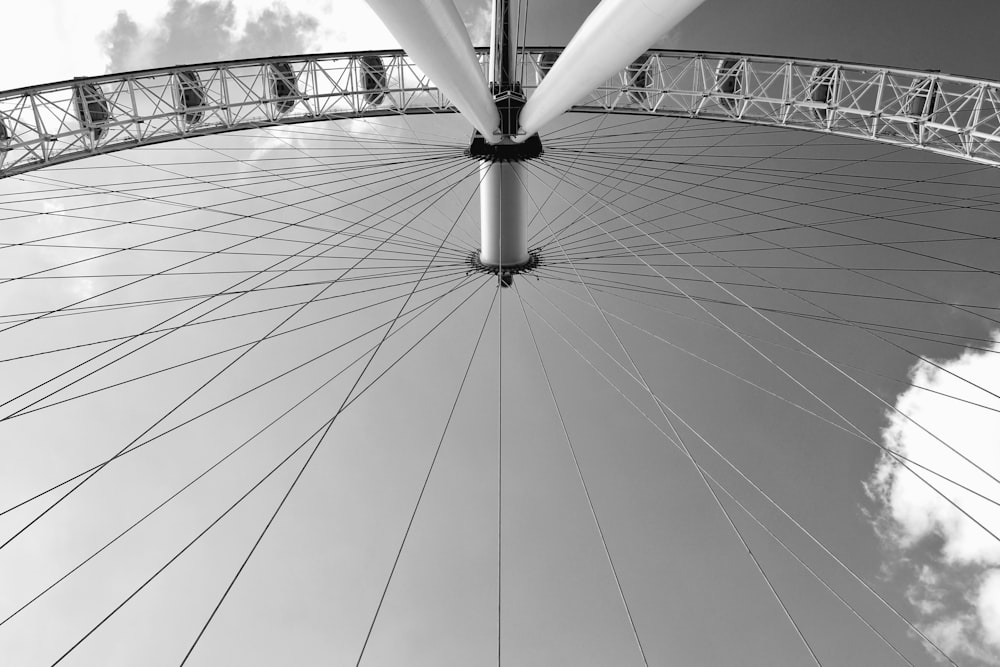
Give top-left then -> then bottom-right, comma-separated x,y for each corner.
538,52 -> 558,79
176,70 -> 206,126
0,118 -> 8,158
268,61 -> 299,114
715,59 -> 744,112
625,54 -> 652,107
907,77 -> 938,118
359,55 -> 387,106
73,83 -> 111,141
808,66 -> 837,121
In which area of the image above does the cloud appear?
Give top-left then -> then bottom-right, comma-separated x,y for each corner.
866,336 -> 1000,665
102,0 -> 320,73
458,1 -> 492,47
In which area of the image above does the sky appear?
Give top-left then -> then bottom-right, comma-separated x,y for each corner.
1,1 -> 1000,666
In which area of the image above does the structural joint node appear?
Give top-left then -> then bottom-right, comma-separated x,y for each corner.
467,85 -> 543,161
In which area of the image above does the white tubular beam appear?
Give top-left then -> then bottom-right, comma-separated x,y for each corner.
479,161 -> 529,267
365,0 -> 501,141
516,0 -> 705,139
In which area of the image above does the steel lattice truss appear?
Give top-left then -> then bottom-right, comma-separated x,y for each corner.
2,48 -> 1000,176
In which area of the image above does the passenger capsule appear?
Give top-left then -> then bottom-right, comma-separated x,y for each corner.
715,58 -> 743,112
176,70 -> 206,126
73,82 -> 111,141
0,118 -> 8,159
538,52 -> 558,78
625,54 -> 652,107
359,55 -> 387,105
808,66 -> 837,121
268,61 -> 299,114
907,77 -> 938,118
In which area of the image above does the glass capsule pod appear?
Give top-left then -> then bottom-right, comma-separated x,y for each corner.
624,53 -> 652,107
359,55 -> 387,106
537,51 -> 558,80
808,66 -> 838,121
268,61 -> 299,115
73,82 -> 112,141
176,70 -> 206,126
907,77 -> 939,118
715,58 -> 744,113
0,117 -> 8,162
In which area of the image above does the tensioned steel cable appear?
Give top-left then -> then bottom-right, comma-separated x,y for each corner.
538,156 -> 1000,272
539,155 -> 1000,490
0,271 -> 483,629
555,166 -> 1000,404
0,150 -> 468,326
0,272 -> 477,522
0,150 -> 456,232
0,266 -> 466,357
176,150 -> 486,667
523,157 -> 1000,547
354,283 -> 499,666
513,280 -> 651,666
539,149 -> 1000,283
255,120 -> 479,249
530,267 -> 996,355
0,156 -> 478,419
0,264 -> 467,331
12,147 -> 472,272
184,126 -> 480,250
515,282 -> 954,665
533,148 -> 1000,263
514,165 -> 820,667
3,270 -> 472,422
537,121 -> 1000,238
0,159 -> 482,554
525,276 -> 1000,516
539,157 -> 1000,403
526,120 -> 831,247
525,115 -> 701,247
40,155 -> 484,664
532,148 -> 1000,391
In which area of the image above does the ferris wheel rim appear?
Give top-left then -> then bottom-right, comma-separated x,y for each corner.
3,47 -> 1000,179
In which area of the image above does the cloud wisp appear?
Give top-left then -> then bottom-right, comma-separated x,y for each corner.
866,336 -> 1000,665
102,0 -> 320,73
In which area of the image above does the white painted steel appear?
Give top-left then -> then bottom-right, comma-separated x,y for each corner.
6,49 -> 1000,177
364,0 -> 501,141
479,160 -> 529,267
516,0 -> 705,139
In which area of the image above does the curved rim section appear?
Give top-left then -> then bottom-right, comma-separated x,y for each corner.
2,48 -> 1000,177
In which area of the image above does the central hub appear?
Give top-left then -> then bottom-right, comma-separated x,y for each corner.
468,248 -> 542,288
469,0 -> 542,286
466,85 -> 544,162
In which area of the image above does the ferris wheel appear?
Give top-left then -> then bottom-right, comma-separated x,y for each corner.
1,0 -> 999,665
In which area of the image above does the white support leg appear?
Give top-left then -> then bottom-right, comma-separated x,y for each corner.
516,0 -> 705,139
364,0 -> 501,141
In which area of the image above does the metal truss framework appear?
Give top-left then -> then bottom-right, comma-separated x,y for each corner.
2,48 -> 1000,177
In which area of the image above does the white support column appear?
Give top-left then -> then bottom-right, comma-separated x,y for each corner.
479,160 -> 529,267
516,0 -> 705,139
365,0 -> 501,142
476,0 -> 530,270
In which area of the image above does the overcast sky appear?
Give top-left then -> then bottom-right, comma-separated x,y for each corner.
1,1 -> 999,666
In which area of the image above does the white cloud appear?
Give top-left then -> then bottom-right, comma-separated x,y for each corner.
979,569 -> 1000,647
459,1 -> 492,47
866,335 -> 1000,664
103,0 -> 322,72
0,1 -> 398,91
